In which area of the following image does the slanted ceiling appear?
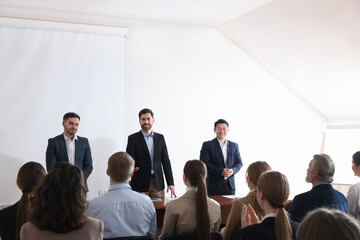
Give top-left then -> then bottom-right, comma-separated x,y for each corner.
1,0 -> 359,124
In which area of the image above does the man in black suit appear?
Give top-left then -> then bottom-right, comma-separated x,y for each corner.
126,108 -> 176,198
46,112 -> 93,190
288,154 -> 348,222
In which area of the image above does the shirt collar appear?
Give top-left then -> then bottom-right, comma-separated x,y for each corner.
108,183 -> 132,192
217,138 -> 227,146
313,181 -> 329,187
261,213 -> 277,222
141,130 -> 154,138
63,133 -> 78,141
186,187 -> 198,192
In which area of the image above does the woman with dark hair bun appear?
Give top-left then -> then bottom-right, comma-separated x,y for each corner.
0,161 -> 46,240
231,171 -> 299,240
159,160 -> 220,240
347,151 -> 360,220
20,162 -> 104,240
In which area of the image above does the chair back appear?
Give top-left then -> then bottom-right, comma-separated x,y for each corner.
103,236 -> 153,240
163,231 -> 222,240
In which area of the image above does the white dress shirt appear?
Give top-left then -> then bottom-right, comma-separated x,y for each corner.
64,134 -> 77,165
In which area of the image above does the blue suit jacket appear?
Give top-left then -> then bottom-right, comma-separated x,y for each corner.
46,134 -> 93,190
288,183 -> 348,222
200,138 -> 242,192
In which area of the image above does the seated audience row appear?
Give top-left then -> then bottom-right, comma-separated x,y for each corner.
2,151 -> 360,240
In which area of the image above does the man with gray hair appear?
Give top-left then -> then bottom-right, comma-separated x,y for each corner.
288,154 -> 348,222
88,152 -> 156,239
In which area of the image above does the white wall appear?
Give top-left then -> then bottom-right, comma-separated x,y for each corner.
123,20 -> 326,198
0,17 -> 326,205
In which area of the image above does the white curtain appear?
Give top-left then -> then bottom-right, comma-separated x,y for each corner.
0,17 -> 127,203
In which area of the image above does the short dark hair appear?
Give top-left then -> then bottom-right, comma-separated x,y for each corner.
108,152 -> 134,182
214,119 -> 229,128
63,112 -> 80,121
138,108 -> 154,119
353,151 -> 360,166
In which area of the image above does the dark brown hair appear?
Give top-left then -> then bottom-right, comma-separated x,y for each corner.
15,162 -> 46,240
138,108 -> 154,119
108,152 -> 134,182
297,208 -> 360,240
184,160 -> 210,240
63,112 -> 80,121
31,162 -> 87,233
257,171 -> 291,240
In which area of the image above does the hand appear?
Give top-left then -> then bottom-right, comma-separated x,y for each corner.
222,168 -> 233,178
247,204 -> 259,224
167,185 -> 176,198
241,204 -> 259,227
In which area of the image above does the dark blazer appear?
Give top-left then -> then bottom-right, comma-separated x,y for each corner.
230,216 -> 299,240
0,202 -> 18,240
46,134 -> 93,189
126,131 -> 174,192
288,183 -> 348,222
200,138 -> 242,192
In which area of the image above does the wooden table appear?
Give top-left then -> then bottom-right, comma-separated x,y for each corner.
152,195 -> 235,228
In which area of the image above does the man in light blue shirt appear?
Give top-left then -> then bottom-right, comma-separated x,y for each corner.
88,152 -> 156,239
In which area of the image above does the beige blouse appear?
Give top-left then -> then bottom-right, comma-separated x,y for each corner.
20,217 -> 104,240
159,190 -> 221,240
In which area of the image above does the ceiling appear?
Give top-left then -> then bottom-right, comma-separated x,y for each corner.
1,0 -> 359,124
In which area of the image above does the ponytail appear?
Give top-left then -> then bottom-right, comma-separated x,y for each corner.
196,177 -> 211,240
184,160 -> 211,240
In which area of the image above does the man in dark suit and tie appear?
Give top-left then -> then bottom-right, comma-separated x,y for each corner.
126,108 -> 176,198
46,112 -> 93,191
200,119 -> 243,195
288,154 -> 348,222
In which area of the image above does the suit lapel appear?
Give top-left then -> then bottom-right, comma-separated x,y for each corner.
213,138 -> 225,168
59,135 -> 69,161
137,131 -> 151,158
75,138 -> 80,166
226,141 -> 232,167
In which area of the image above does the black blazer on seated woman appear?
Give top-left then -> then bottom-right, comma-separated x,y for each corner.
0,202 -> 18,240
230,215 -> 299,240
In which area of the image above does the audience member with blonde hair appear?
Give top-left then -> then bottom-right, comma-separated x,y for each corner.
222,161 -> 271,240
347,151 -> 360,220
88,152 -> 156,239
159,160 -> 221,240
20,162 -> 104,240
297,208 -> 360,240
0,162 -> 46,240
230,171 -> 298,240
288,154 -> 347,222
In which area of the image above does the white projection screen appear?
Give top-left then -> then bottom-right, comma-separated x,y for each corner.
0,17 -> 127,203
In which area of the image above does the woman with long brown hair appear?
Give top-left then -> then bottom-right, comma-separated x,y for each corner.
159,160 -> 221,240
19,162 -> 103,240
230,171 -> 298,240
0,161 -> 46,240
222,161 -> 271,240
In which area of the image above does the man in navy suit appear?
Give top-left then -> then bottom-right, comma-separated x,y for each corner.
126,108 -> 176,198
200,119 -> 243,195
46,112 -> 93,191
288,154 -> 348,222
